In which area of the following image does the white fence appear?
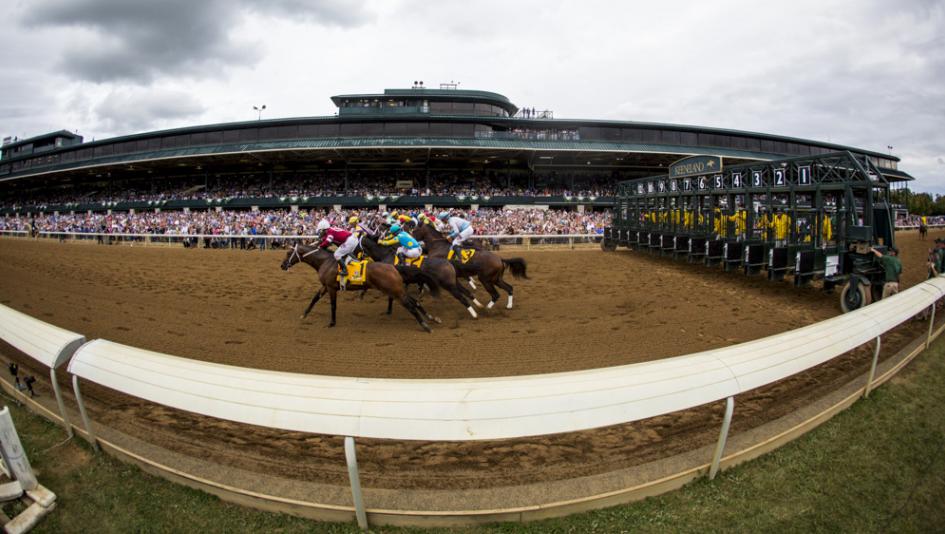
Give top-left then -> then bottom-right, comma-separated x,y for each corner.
0,279 -> 943,528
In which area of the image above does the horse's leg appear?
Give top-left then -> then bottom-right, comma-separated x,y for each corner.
495,277 -> 515,309
329,288 -> 337,327
450,283 -> 477,319
401,296 -> 431,332
414,300 -> 442,324
456,281 -> 482,307
468,276 -> 477,290
480,276 -> 501,309
301,287 -> 326,319
387,297 -> 393,315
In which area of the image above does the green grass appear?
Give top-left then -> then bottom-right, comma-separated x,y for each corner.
10,338 -> 945,533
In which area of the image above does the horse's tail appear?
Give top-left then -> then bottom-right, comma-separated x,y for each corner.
396,265 -> 441,297
502,258 -> 529,279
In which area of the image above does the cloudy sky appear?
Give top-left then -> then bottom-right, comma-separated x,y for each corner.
3,0 -> 943,191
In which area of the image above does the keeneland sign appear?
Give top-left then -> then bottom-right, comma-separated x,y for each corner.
668,155 -> 723,179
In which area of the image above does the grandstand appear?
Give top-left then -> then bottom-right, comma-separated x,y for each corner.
0,84 -> 913,216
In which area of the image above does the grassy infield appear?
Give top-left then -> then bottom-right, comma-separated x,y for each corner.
7,340 -> 944,533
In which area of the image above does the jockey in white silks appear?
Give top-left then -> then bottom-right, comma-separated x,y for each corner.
437,211 -> 474,259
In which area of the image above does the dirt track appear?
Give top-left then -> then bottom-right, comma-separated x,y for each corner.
0,231 -> 938,490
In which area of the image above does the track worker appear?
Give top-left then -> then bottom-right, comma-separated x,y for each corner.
316,219 -> 359,290
871,246 -> 901,299
438,211 -> 474,258
379,224 -> 422,263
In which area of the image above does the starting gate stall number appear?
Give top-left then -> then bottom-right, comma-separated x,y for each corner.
752,171 -> 762,187
683,178 -> 692,191
670,179 -> 678,192
732,173 -> 742,188
714,175 -> 723,189
659,181 -> 666,192
774,168 -> 786,186
699,176 -> 708,190
799,165 -> 811,185
637,183 -> 645,195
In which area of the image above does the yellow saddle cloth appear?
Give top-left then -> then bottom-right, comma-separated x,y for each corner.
447,248 -> 476,263
393,255 -> 426,268
338,260 -> 369,286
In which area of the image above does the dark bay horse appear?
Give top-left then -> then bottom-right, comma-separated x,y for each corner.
359,234 -> 480,319
280,243 -> 440,332
412,222 -> 528,310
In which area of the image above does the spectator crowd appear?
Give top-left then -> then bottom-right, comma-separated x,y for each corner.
0,207 -> 611,238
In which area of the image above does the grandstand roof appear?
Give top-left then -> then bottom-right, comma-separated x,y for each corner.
0,87 -> 909,185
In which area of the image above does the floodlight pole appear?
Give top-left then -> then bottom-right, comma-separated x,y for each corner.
253,104 -> 267,121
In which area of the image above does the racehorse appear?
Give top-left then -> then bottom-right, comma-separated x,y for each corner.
920,223 -> 928,240
281,243 -> 440,332
359,234 -> 481,318
412,222 -> 528,310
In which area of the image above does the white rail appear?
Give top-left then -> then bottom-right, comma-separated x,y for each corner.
62,278 -> 945,443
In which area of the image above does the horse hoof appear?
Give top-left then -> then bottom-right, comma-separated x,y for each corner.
421,323 -> 432,333
472,298 -> 483,308
487,301 -> 495,309
433,316 -> 443,324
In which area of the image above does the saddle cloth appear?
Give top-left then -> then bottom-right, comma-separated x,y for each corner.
447,248 -> 476,263
338,260 -> 369,285
393,255 -> 426,268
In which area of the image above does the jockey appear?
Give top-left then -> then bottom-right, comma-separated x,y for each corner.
438,211 -> 474,259
316,219 -> 360,289
379,223 -> 422,264
355,215 -> 379,238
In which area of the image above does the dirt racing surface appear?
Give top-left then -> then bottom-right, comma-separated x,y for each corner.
0,230 -> 938,490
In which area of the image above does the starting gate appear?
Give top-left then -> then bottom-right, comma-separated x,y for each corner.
602,151 -> 896,312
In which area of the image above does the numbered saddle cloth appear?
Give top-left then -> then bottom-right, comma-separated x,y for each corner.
338,260 -> 369,285
393,255 -> 426,268
447,248 -> 476,263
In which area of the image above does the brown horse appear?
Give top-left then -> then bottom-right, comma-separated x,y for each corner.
412,222 -> 528,310
280,243 -> 440,332
359,234 -> 480,319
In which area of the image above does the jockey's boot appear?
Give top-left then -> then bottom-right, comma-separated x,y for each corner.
451,245 -> 461,261
397,252 -> 406,265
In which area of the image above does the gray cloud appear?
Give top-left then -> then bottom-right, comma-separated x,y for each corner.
21,0 -> 371,84
245,0 -> 374,26
93,88 -> 206,134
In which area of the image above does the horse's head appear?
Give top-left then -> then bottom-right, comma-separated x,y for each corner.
281,244 -> 302,271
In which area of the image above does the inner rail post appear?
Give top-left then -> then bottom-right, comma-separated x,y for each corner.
71,376 -> 99,451
864,336 -> 881,398
709,396 -> 735,480
49,368 -> 73,438
927,303 -> 936,348
344,436 -> 368,530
